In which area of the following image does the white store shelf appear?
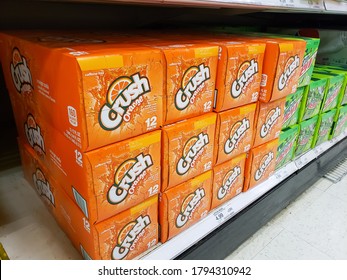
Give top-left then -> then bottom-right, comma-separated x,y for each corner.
47,0 -> 347,13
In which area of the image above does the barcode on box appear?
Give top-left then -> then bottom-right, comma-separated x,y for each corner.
72,187 -> 89,218
80,245 -> 92,260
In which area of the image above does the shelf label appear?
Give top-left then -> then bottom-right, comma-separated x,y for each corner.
274,167 -> 289,181
278,0 -> 295,7
295,151 -> 314,169
213,202 -> 235,224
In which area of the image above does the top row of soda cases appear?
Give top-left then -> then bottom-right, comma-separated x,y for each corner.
0,29 -> 318,152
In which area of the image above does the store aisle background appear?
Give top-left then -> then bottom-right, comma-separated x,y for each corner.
0,166 -> 346,260
226,176 -> 347,260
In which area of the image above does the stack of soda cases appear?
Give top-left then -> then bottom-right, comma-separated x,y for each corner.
0,30 -> 313,257
234,34 -> 307,190
0,31 -> 166,260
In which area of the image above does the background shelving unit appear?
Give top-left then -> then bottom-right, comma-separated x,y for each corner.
1,0 -> 347,260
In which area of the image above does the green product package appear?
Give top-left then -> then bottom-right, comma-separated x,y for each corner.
276,125 -> 300,170
295,115 -> 319,157
315,65 -> 347,107
299,76 -> 327,122
282,87 -> 305,129
330,105 -> 347,139
312,109 -> 337,147
313,71 -> 344,113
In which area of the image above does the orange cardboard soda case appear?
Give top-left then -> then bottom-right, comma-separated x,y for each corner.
211,153 -> 246,210
150,41 -> 219,125
214,103 -> 256,165
0,31 -> 163,151
15,103 -> 161,223
159,171 -> 213,243
213,39 -> 265,112
19,142 -> 159,260
255,37 -> 306,102
253,98 -> 285,148
162,112 -> 216,192
243,138 -> 279,192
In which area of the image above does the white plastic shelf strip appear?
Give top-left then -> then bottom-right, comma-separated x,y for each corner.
56,0 -> 331,12
141,129 -> 347,260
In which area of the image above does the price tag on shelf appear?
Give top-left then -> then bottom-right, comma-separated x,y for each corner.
305,0 -> 323,9
278,0 -> 295,7
213,202 -> 234,224
295,151 -> 313,169
274,167 -> 289,181
329,137 -> 338,145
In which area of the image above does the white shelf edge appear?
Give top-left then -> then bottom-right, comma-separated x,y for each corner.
141,129 -> 347,260
47,0 -> 336,13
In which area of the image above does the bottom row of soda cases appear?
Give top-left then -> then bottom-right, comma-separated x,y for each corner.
18,97 -> 347,260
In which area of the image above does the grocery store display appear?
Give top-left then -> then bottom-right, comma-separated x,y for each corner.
1,27 -> 347,260
276,125 -> 300,170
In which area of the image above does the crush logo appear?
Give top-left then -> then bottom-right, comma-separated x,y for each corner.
24,114 -> 45,155
177,132 -> 209,175
217,166 -> 241,200
278,55 -> 300,91
99,73 -> 151,131
107,153 -> 153,204
112,215 -> 151,260
231,59 -> 258,98
10,48 -> 33,93
175,64 -> 210,110
254,152 -> 274,181
32,168 -> 55,206
224,118 -> 250,154
260,107 -> 281,138
176,188 -> 205,228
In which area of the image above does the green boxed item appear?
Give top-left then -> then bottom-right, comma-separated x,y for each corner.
312,109 -> 337,147
299,76 -> 327,122
312,71 -> 344,113
330,105 -> 347,139
295,115 -> 319,157
282,87 -> 305,129
276,125 -> 300,170
315,65 -> 347,106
